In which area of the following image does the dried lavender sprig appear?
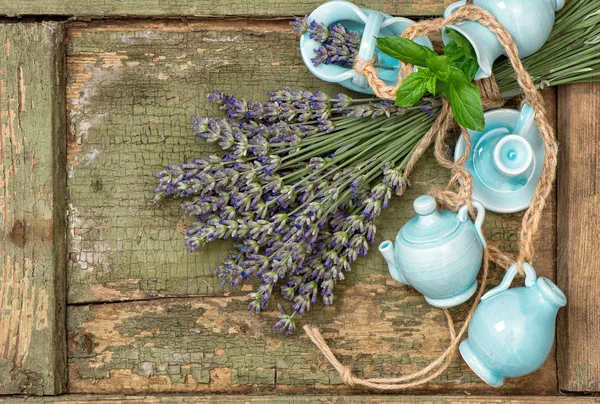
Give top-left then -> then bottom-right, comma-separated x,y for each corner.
209,89 -> 413,124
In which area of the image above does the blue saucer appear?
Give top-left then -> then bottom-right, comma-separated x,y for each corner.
454,107 -> 545,214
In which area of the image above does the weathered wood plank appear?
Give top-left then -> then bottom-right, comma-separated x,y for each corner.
0,0 -> 448,18
65,20 -> 558,394
0,23 -> 67,395
557,82 -> 600,392
67,294 -> 556,395
0,395 -> 598,404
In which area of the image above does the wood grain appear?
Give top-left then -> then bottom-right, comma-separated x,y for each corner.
0,0 -> 451,18
0,395 -> 598,404
557,83 -> 600,392
64,20 -> 558,395
0,23 -> 67,395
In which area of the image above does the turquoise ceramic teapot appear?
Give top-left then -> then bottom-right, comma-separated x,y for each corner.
442,0 -> 564,79
379,195 -> 486,308
460,263 -> 567,387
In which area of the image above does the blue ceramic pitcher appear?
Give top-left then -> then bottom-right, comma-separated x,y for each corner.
460,263 -> 567,387
299,0 -> 433,94
379,195 -> 486,308
442,0 -> 564,79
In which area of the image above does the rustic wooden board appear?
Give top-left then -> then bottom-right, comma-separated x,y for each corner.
0,0 -> 449,18
557,83 -> 600,392
0,395 -> 598,404
65,20 -> 558,395
0,23 -> 67,395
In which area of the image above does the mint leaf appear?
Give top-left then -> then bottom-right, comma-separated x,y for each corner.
377,37 -> 438,67
446,29 -> 477,59
436,80 -> 449,98
443,41 -> 464,61
395,69 -> 433,107
446,66 -> 485,131
451,55 -> 479,80
425,74 -> 437,95
427,55 -> 451,81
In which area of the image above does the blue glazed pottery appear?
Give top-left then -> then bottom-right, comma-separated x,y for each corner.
454,103 -> 545,214
379,195 -> 486,308
442,0 -> 565,79
460,263 -> 567,387
300,0 -> 433,94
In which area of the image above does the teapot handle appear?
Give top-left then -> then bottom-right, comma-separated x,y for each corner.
458,201 -> 486,248
481,262 -> 537,301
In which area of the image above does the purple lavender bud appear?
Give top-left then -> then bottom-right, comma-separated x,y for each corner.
317,119 -> 335,133
308,20 -> 329,42
208,90 -> 226,103
290,16 -> 309,35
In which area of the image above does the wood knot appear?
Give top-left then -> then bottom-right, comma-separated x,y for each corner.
10,220 -> 26,248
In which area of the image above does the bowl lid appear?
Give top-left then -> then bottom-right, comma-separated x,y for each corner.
400,195 -> 461,244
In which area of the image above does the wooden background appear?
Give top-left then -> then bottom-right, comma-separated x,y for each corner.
0,0 -> 597,402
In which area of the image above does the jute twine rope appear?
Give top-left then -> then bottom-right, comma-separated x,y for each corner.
304,4 -> 558,390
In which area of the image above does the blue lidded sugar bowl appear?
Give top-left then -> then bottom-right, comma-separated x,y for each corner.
379,195 -> 486,308
299,0 -> 433,94
460,263 -> 567,387
442,0 -> 564,79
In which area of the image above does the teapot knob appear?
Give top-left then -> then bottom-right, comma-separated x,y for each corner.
414,195 -> 437,216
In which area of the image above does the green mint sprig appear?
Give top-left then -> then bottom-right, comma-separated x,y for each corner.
377,31 -> 484,131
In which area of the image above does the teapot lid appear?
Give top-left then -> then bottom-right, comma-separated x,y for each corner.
400,195 -> 461,244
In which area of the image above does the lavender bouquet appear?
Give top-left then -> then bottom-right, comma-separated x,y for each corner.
154,0 -> 600,335
154,90 -> 439,334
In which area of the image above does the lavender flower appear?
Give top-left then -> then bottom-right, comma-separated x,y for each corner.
290,16 -> 309,35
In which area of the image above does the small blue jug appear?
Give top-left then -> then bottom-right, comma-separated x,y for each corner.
442,0 -> 564,79
379,195 -> 486,308
460,263 -> 567,387
300,0 -> 433,94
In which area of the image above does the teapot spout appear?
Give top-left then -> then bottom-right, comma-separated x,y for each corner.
379,241 -> 410,285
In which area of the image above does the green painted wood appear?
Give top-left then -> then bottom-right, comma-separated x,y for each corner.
0,23 -> 67,395
0,395 -> 597,404
0,0 -> 446,18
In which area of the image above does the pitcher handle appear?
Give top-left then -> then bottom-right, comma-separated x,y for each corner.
444,0 -> 467,18
352,11 -> 385,89
513,103 -> 536,137
481,262 -> 537,301
457,201 -> 486,248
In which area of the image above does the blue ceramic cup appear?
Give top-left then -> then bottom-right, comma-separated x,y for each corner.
460,263 -> 567,387
300,0 -> 433,94
454,103 -> 546,214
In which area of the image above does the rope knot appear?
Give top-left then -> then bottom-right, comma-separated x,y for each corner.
353,56 -> 370,73
341,366 -> 355,386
